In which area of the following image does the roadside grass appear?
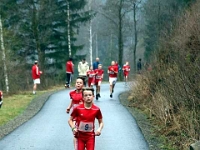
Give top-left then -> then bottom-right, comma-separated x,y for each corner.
0,85 -> 63,126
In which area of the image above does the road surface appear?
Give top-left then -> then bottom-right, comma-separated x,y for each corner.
0,83 -> 149,150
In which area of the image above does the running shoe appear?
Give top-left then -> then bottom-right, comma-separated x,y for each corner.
96,95 -> 98,100
98,93 -> 101,98
110,94 -> 112,98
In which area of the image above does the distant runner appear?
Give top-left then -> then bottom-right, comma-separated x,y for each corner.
107,61 -> 118,98
122,61 -> 131,84
65,57 -> 74,88
68,87 -> 104,150
87,66 -> 95,87
94,64 -> 104,100
32,60 -> 42,95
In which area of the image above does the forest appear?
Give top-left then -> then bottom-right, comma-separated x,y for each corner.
0,0 -> 199,149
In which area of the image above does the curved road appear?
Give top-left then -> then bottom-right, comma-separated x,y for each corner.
0,83 -> 149,150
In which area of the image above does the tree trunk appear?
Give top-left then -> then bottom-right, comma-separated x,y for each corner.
95,33 -> 98,58
89,19 -> 93,66
133,2 -> 137,73
67,1 -> 71,57
0,15 -> 9,93
32,1 -> 45,86
118,0 -> 124,81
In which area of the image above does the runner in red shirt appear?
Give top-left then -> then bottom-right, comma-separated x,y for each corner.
68,87 -> 104,150
66,77 -> 84,150
122,61 -> 131,84
87,66 -> 95,87
65,58 -> 74,88
0,90 -> 3,108
107,61 -> 118,98
32,60 -> 42,94
94,64 -> 104,100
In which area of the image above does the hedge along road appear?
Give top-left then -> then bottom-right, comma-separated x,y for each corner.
0,83 -> 149,150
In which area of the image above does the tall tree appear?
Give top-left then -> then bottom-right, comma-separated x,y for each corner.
0,15 -> 9,92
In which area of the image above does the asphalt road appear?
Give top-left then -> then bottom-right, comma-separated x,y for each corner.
0,83 -> 149,150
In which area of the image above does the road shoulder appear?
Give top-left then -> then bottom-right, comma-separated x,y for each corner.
119,91 -> 161,150
0,91 -> 58,140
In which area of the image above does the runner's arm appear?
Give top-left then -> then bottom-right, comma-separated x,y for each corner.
68,116 -> 78,134
95,119 -> 103,136
66,99 -> 73,113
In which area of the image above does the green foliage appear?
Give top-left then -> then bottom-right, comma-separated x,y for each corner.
143,0 -> 196,62
0,0 -> 93,91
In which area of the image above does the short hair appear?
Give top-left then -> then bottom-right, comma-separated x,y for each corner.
69,57 -> 73,61
82,87 -> 95,95
98,64 -> 102,67
76,77 -> 84,83
82,58 -> 86,61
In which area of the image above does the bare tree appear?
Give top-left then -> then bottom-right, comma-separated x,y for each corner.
67,1 -> 72,57
0,15 -> 9,92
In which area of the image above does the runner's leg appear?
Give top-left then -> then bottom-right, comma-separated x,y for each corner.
77,137 -> 85,150
85,136 -> 95,150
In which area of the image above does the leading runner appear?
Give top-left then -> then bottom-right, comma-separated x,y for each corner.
68,87 -> 104,150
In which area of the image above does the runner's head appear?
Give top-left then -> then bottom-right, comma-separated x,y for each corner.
75,77 -> 84,90
82,87 -> 95,104
34,60 -> 38,65
111,61 -> 115,65
98,64 -> 102,69
89,65 -> 93,70
126,61 -> 129,65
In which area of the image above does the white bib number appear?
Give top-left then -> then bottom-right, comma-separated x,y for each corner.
79,121 -> 93,132
89,74 -> 94,78
110,71 -> 114,74
96,76 -> 101,79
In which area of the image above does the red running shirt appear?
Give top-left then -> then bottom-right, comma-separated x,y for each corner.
69,90 -> 83,105
123,65 -> 130,73
108,65 -> 118,78
32,65 -> 41,80
71,104 -> 103,137
87,70 -> 95,79
0,91 -> 2,99
94,69 -> 104,80
66,60 -> 74,73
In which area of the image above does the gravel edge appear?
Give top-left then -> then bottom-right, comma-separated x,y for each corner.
119,92 -> 161,150
0,90 -> 61,140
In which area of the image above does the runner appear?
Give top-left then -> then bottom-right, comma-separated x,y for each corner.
86,66 -> 95,87
66,77 -> 84,150
0,90 -> 3,109
94,64 -> 104,100
122,61 -> 131,84
107,61 -> 118,98
32,60 -> 42,95
68,87 -> 104,150
65,57 -> 74,88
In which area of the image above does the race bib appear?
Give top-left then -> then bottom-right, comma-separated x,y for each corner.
89,74 -> 94,78
109,71 -> 114,74
79,121 -> 93,132
96,76 -> 101,79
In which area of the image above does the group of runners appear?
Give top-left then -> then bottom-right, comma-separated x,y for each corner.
66,58 -> 131,150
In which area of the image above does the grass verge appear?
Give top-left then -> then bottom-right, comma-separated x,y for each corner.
0,86 -> 63,127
